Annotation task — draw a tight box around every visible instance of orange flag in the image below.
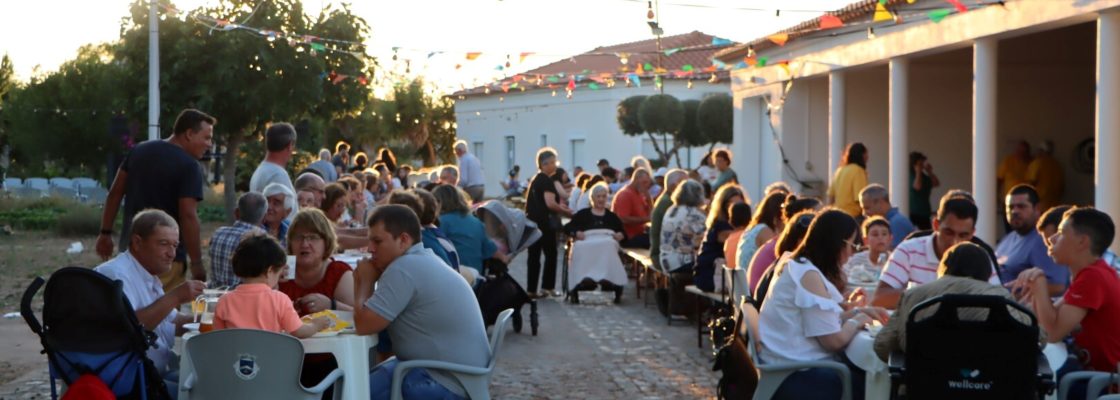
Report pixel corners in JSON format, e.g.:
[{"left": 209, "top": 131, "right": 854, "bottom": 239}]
[
  {"left": 768, "top": 33, "right": 790, "bottom": 46},
  {"left": 519, "top": 52, "right": 533, "bottom": 62},
  {"left": 820, "top": 15, "right": 844, "bottom": 29},
  {"left": 465, "top": 52, "right": 481, "bottom": 60}
]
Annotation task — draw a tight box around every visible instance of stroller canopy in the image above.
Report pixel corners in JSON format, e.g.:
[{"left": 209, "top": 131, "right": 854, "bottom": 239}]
[{"left": 475, "top": 201, "right": 541, "bottom": 256}]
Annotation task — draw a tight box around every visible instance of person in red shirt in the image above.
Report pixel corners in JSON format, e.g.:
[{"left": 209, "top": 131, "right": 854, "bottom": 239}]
[
  {"left": 611, "top": 167, "right": 653, "bottom": 248},
  {"left": 1013, "top": 207, "right": 1119, "bottom": 390}
]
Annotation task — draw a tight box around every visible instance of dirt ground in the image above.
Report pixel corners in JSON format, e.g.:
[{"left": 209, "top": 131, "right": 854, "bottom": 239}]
[{"left": 0, "top": 222, "right": 223, "bottom": 386}]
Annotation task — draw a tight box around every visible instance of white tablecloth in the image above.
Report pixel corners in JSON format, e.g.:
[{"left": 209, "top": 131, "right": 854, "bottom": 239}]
[
  {"left": 178, "top": 331, "right": 377, "bottom": 400},
  {"left": 845, "top": 330, "right": 891, "bottom": 400},
  {"left": 568, "top": 229, "right": 627, "bottom": 287}
]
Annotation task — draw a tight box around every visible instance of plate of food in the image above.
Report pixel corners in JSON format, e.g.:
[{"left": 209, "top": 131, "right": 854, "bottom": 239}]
[{"left": 302, "top": 310, "right": 354, "bottom": 337}]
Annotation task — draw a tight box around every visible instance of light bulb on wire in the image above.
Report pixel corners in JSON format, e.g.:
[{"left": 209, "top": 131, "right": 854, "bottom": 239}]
[{"left": 647, "top": 1, "right": 654, "bottom": 19}]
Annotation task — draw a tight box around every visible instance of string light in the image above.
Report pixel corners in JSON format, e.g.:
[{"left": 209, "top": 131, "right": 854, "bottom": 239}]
[{"left": 647, "top": 1, "right": 655, "bottom": 19}]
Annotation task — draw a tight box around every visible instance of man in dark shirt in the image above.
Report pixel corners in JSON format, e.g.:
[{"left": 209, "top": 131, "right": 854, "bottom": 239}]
[
  {"left": 525, "top": 147, "right": 572, "bottom": 297},
  {"left": 97, "top": 109, "right": 214, "bottom": 291}
]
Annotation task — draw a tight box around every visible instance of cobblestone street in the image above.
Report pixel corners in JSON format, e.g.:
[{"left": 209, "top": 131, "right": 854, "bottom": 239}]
[{"left": 0, "top": 252, "right": 720, "bottom": 399}]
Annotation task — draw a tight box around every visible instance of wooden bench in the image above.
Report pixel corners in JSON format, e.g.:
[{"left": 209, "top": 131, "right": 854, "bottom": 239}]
[{"left": 620, "top": 248, "right": 658, "bottom": 302}]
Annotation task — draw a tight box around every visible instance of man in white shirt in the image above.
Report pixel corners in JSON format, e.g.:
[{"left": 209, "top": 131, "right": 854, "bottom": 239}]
[
  {"left": 95, "top": 209, "right": 204, "bottom": 388},
  {"left": 249, "top": 123, "right": 297, "bottom": 196},
  {"left": 455, "top": 140, "right": 485, "bottom": 202},
  {"left": 871, "top": 197, "right": 1001, "bottom": 308}
]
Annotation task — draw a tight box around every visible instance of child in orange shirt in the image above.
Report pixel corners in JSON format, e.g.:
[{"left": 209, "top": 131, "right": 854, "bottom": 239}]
[{"left": 213, "top": 234, "right": 329, "bottom": 338}]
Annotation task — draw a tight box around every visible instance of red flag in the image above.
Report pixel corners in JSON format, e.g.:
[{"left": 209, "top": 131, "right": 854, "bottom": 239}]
[
  {"left": 945, "top": 0, "right": 967, "bottom": 13},
  {"left": 566, "top": 77, "right": 576, "bottom": 91}
]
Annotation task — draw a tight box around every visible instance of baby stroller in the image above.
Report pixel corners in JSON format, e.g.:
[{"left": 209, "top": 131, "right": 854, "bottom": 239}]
[
  {"left": 20, "top": 266, "right": 171, "bottom": 400},
  {"left": 474, "top": 200, "right": 542, "bottom": 336}
]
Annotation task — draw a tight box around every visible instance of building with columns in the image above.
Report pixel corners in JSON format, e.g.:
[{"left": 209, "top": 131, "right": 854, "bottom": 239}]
[{"left": 715, "top": 0, "right": 1120, "bottom": 252}]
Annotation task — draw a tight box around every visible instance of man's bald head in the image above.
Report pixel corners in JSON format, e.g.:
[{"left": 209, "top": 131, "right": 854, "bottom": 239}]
[{"left": 295, "top": 173, "right": 326, "bottom": 207}]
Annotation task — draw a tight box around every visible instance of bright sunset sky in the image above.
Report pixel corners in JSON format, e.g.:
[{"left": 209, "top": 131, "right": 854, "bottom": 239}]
[{"left": 0, "top": 0, "right": 853, "bottom": 91}]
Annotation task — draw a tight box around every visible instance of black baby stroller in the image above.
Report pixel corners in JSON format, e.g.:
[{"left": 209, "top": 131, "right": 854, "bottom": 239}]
[
  {"left": 21, "top": 266, "right": 171, "bottom": 400},
  {"left": 474, "top": 200, "right": 542, "bottom": 336}
]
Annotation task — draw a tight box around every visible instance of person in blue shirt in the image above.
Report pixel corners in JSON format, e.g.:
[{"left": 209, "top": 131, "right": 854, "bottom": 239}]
[
  {"left": 859, "top": 184, "right": 914, "bottom": 248},
  {"left": 1000, "top": 184, "right": 1068, "bottom": 295},
  {"left": 431, "top": 184, "right": 509, "bottom": 274}
]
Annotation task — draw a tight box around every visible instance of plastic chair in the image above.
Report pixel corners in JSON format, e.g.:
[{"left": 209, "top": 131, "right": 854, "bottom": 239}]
[
  {"left": 49, "top": 177, "right": 73, "bottom": 189},
  {"left": 2, "top": 177, "right": 20, "bottom": 190},
  {"left": 182, "top": 329, "right": 343, "bottom": 400},
  {"left": 740, "top": 299, "right": 853, "bottom": 400},
  {"left": 49, "top": 187, "right": 78, "bottom": 200},
  {"left": 389, "top": 308, "right": 514, "bottom": 400},
  {"left": 25, "top": 177, "right": 49, "bottom": 191},
  {"left": 81, "top": 187, "right": 109, "bottom": 205},
  {"left": 71, "top": 177, "right": 99, "bottom": 190},
  {"left": 1059, "top": 371, "right": 1117, "bottom": 400},
  {"left": 11, "top": 186, "right": 44, "bottom": 198}
]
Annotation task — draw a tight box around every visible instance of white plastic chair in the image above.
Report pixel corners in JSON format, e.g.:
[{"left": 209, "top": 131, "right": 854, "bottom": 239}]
[
  {"left": 2, "top": 178, "right": 20, "bottom": 190},
  {"left": 24, "top": 178, "right": 49, "bottom": 191},
  {"left": 48, "top": 177, "right": 72, "bottom": 189},
  {"left": 389, "top": 308, "right": 514, "bottom": 400},
  {"left": 1059, "top": 371, "right": 1117, "bottom": 400},
  {"left": 740, "top": 298, "right": 853, "bottom": 400},
  {"left": 71, "top": 177, "right": 99, "bottom": 190},
  {"left": 183, "top": 329, "right": 344, "bottom": 400},
  {"left": 49, "top": 187, "right": 78, "bottom": 200},
  {"left": 80, "top": 187, "right": 109, "bottom": 205}
]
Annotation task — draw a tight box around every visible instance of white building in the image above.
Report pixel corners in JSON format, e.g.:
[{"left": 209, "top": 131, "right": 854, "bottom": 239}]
[
  {"left": 454, "top": 31, "right": 733, "bottom": 198},
  {"left": 715, "top": 0, "right": 1120, "bottom": 252}
]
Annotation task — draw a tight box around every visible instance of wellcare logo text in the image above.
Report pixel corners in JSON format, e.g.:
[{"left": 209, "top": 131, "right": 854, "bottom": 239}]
[{"left": 947, "top": 369, "right": 992, "bottom": 391}]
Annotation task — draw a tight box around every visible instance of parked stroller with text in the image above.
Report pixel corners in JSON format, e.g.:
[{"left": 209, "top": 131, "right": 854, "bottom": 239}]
[{"left": 473, "top": 200, "right": 542, "bottom": 335}]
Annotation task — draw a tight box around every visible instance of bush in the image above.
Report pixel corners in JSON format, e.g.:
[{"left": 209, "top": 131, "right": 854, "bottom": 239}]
[
  {"left": 199, "top": 205, "right": 226, "bottom": 223},
  {"left": 0, "top": 197, "right": 70, "bottom": 230},
  {"left": 55, "top": 205, "right": 102, "bottom": 236}
]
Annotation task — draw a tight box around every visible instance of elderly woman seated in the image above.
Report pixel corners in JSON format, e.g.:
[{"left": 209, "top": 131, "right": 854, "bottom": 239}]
[
  {"left": 563, "top": 182, "right": 627, "bottom": 304},
  {"left": 261, "top": 182, "right": 295, "bottom": 247},
  {"left": 660, "top": 179, "right": 707, "bottom": 318}
]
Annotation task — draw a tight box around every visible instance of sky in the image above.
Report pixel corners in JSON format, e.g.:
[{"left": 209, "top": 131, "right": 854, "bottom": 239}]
[{"left": 0, "top": 0, "right": 854, "bottom": 91}]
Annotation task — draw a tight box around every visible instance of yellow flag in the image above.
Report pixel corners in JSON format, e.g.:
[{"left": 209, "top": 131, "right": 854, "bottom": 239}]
[
  {"left": 873, "top": 3, "right": 893, "bottom": 22},
  {"left": 768, "top": 33, "right": 790, "bottom": 46}
]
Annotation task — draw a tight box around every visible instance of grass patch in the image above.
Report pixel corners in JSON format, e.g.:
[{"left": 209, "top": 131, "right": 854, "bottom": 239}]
[{"left": 55, "top": 205, "right": 103, "bottom": 236}]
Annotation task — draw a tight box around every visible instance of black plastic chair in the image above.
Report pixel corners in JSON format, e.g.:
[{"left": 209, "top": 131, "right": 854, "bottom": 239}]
[{"left": 887, "top": 294, "right": 1054, "bottom": 399}]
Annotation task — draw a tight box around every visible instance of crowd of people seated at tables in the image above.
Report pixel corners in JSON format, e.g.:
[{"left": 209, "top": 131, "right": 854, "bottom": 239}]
[{"left": 87, "top": 110, "right": 1120, "bottom": 400}]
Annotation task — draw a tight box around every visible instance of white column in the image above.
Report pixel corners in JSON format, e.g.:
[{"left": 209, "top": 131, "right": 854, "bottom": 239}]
[
  {"left": 1098, "top": 14, "right": 1120, "bottom": 254},
  {"left": 889, "top": 59, "right": 909, "bottom": 215},
  {"left": 973, "top": 38, "right": 998, "bottom": 242},
  {"left": 829, "top": 72, "right": 846, "bottom": 184}
]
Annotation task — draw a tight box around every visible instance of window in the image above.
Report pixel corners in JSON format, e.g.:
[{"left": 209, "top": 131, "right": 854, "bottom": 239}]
[
  {"left": 540, "top": 134, "right": 548, "bottom": 148},
  {"left": 472, "top": 141, "right": 484, "bottom": 162},
  {"left": 505, "top": 136, "right": 516, "bottom": 173},
  {"left": 570, "top": 139, "right": 586, "bottom": 172}
]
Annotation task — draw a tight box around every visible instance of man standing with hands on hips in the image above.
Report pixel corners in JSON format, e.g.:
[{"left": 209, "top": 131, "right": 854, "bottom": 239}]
[{"left": 353, "top": 205, "right": 489, "bottom": 399}]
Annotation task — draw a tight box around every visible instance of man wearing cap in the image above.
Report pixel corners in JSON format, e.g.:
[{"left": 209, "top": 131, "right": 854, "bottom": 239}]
[{"left": 1026, "top": 140, "right": 1063, "bottom": 212}]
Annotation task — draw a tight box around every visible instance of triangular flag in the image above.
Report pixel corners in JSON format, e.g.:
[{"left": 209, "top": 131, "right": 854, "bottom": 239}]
[
  {"left": 643, "top": 63, "right": 654, "bottom": 71},
  {"left": 744, "top": 57, "right": 757, "bottom": 67},
  {"left": 332, "top": 74, "right": 348, "bottom": 84},
  {"left": 778, "top": 62, "right": 791, "bottom": 76},
  {"left": 589, "top": 82, "right": 600, "bottom": 90},
  {"left": 735, "top": 61, "right": 747, "bottom": 69},
  {"left": 635, "top": 63, "right": 645, "bottom": 74},
  {"left": 946, "top": 0, "right": 968, "bottom": 13},
  {"left": 465, "top": 52, "right": 481, "bottom": 60},
  {"left": 928, "top": 8, "right": 952, "bottom": 22},
  {"left": 664, "top": 47, "right": 682, "bottom": 56},
  {"left": 879, "top": 0, "right": 887, "bottom": 4},
  {"left": 757, "top": 57, "right": 768, "bottom": 67},
  {"left": 547, "top": 76, "right": 560, "bottom": 83},
  {"left": 310, "top": 43, "right": 326, "bottom": 51},
  {"left": 874, "top": 3, "right": 893, "bottom": 22},
  {"left": 820, "top": 15, "right": 844, "bottom": 29},
  {"left": 654, "top": 67, "right": 668, "bottom": 74},
  {"left": 682, "top": 64, "right": 693, "bottom": 72},
  {"left": 768, "top": 33, "right": 789, "bottom": 46},
  {"left": 628, "top": 73, "right": 641, "bottom": 87},
  {"left": 519, "top": 52, "right": 533, "bottom": 62},
  {"left": 712, "top": 37, "right": 732, "bottom": 46}
]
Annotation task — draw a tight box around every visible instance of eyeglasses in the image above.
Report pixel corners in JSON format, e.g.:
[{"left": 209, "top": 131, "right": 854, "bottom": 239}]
[{"left": 295, "top": 233, "right": 323, "bottom": 243}]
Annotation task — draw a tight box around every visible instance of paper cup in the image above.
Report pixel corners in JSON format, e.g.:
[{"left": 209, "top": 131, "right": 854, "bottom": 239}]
[{"left": 286, "top": 256, "right": 297, "bottom": 280}]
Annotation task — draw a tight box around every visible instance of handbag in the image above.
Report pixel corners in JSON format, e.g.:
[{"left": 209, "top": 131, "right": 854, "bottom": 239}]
[{"left": 711, "top": 306, "right": 759, "bottom": 400}]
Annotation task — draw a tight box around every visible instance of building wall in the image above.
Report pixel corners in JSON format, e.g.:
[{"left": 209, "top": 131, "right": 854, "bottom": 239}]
[{"left": 454, "top": 80, "right": 728, "bottom": 197}]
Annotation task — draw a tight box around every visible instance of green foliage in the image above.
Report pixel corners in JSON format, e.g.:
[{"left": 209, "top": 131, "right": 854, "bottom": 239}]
[
  {"left": 0, "top": 197, "right": 101, "bottom": 232},
  {"left": 678, "top": 99, "right": 704, "bottom": 147},
  {"left": 616, "top": 95, "right": 646, "bottom": 136},
  {"left": 364, "top": 79, "right": 457, "bottom": 166},
  {"left": 198, "top": 205, "right": 227, "bottom": 223},
  {"left": 697, "top": 93, "right": 733, "bottom": 144},
  {"left": 638, "top": 94, "right": 684, "bottom": 135}
]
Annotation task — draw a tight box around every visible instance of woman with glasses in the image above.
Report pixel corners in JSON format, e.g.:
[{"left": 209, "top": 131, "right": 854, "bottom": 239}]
[
  {"left": 756, "top": 209, "right": 889, "bottom": 399},
  {"left": 279, "top": 208, "right": 355, "bottom": 315}
]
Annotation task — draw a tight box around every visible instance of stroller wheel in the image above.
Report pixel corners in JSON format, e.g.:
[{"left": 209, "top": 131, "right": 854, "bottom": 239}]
[{"left": 512, "top": 310, "right": 523, "bottom": 333}]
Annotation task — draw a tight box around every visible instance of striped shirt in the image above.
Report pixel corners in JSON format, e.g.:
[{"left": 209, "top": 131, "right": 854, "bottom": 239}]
[{"left": 879, "top": 235, "right": 1001, "bottom": 289}]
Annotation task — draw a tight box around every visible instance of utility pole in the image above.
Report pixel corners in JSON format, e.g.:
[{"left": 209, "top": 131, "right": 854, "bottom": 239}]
[
  {"left": 148, "top": 0, "right": 160, "bottom": 141},
  {"left": 649, "top": 0, "right": 670, "bottom": 164}
]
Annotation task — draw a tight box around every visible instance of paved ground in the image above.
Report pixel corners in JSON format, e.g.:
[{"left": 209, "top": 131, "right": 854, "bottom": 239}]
[{"left": 0, "top": 252, "right": 720, "bottom": 399}]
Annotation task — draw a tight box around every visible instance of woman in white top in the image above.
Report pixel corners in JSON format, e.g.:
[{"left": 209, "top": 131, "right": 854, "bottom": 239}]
[
  {"left": 659, "top": 179, "right": 707, "bottom": 317},
  {"left": 758, "top": 209, "right": 889, "bottom": 399}
]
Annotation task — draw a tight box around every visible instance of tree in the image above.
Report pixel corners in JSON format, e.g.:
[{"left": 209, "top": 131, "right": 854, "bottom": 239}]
[
  {"left": 638, "top": 94, "right": 685, "bottom": 166},
  {"left": 113, "top": 0, "right": 374, "bottom": 219},
  {"left": 367, "top": 79, "right": 456, "bottom": 166},
  {"left": 5, "top": 45, "right": 130, "bottom": 180},
  {"left": 616, "top": 95, "right": 646, "bottom": 135},
  {"left": 697, "top": 93, "right": 733, "bottom": 149},
  {"left": 678, "top": 99, "right": 703, "bottom": 146},
  {"left": 0, "top": 54, "right": 16, "bottom": 178}
]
